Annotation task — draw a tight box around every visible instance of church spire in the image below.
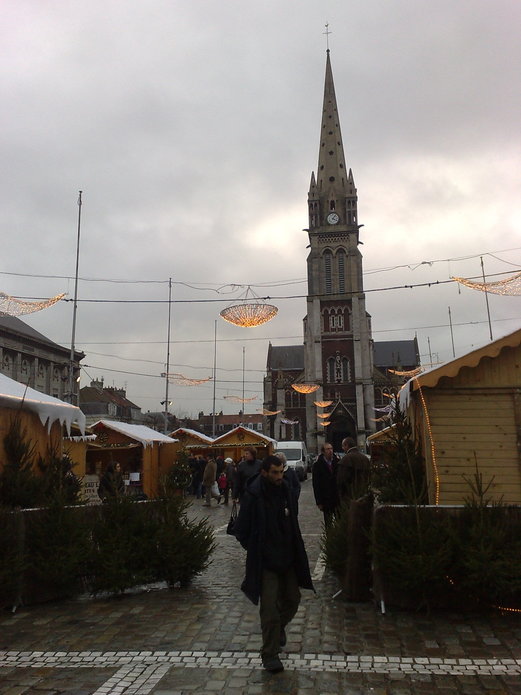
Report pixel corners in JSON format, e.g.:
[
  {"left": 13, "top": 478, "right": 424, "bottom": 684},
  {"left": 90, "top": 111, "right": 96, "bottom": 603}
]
[{"left": 309, "top": 50, "right": 358, "bottom": 232}]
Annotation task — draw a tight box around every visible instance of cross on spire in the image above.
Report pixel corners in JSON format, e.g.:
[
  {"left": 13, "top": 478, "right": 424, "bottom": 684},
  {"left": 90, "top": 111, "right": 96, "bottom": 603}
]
[{"left": 324, "top": 23, "right": 332, "bottom": 51}]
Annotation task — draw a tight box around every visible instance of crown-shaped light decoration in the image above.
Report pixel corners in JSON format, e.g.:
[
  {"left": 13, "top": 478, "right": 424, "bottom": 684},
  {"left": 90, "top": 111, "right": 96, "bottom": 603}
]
[
  {"left": 0, "top": 291, "right": 66, "bottom": 317},
  {"left": 223, "top": 395, "right": 258, "bottom": 403},
  {"left": 452, "top": 271, "right": 521, "bottom": 296},
  {"left": 220, "top": 286, "right": 278, "bottom": 327},
  {"left": 291, "top": 383, "right": 320, "bottom": 394},
  {"left": 387, "top": 367, "right": 423, "bottom": 377},
  {"left": 314, "top": 400, "right": 333, "bottom": 407},
  {"left": 162, "top": 372, "right": 212, "bottom": 386}
]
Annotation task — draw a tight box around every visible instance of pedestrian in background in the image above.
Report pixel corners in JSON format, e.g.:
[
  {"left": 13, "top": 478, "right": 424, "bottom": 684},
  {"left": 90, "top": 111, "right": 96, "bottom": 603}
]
[
  {"left": 312, "top": 443, "right": 340, "bottom": 526},
  {"left": 202, "top": 457, "right": 221, "bottom": 507},
  {"left": 337, "top": 436, "right": 370, "bottom": 502},
  {"left": 222, "top": 457, "right": 236, "bottom": 505},
  {"left": 233, "top": 446, "right": 262, "bottom": 503},
  {"left": 234, "top": 455, "right": 314, "bottom": 673},
  {"left": 98, "top": 461, "right": 124, "bottom": 500}
]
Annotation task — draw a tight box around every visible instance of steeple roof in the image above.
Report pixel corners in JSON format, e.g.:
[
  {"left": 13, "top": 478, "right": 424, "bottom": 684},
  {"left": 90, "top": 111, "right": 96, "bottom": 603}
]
[{"left": 315, "top": 50, "right": 349, "bottom": 196}]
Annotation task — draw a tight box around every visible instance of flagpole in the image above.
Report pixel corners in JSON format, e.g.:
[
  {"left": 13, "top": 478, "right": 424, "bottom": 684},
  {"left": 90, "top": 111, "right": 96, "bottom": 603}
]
[{"left": 68, "top": 191, "right": 82, "bottom": 404}]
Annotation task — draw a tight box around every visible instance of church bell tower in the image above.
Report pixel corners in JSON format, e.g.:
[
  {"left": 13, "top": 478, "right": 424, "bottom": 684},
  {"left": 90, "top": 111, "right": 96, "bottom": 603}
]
[{"left": 303, "top": 50, "right": 375, "bottom": 452}]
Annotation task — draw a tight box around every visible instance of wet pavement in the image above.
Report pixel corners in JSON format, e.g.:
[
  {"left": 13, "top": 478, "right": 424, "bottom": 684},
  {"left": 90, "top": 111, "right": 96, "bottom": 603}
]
[{"left": 1, "top": 480, "right": 520, "bottom": 694}]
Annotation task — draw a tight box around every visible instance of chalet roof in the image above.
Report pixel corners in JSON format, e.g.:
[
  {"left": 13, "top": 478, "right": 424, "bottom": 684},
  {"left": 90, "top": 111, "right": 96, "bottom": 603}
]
[
  {"left": 170, "top": 428, "right": 214, "bottom": 444},
  {"left": 0, "top": 372, "right": 85, "bottom": 433},
  {"left": 267, "top": 345, "right": 304, "bottom": 371},
  {"left": 373, "top": 339, "right": 419, "bottom": 369},
  {"left": 91, "top": 420, "right": 178, "bottom": 447},
  {"left": 405, "top": 328, "right": 521, "bottom": 393},
  {"left": 212, "top": 426, "right": 277, "bottom": 447},
  {"left": 0, "top": 315, "right": 84, "bottom": 359}
]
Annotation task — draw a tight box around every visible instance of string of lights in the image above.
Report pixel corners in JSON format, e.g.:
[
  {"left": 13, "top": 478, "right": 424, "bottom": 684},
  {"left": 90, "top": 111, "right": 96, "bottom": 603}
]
[
  {"left": 15, "top": 268, "right": 515, "bottom": 304},
  {"left": 2, "top": 244, "right": 519, "bottom": 285}
]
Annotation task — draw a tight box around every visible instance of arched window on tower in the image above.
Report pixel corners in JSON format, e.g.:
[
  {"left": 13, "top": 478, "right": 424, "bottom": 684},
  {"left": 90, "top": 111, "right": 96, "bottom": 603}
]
[
  {"left": 323, "top": 250, "right": 332, "bottom": 294},
  {"left": 342, "top": 357, "right": 351, "bottom": 382},
  {"left": 326, "top": 357, "right": 335, "bottom": 383},
  {"left": 337, "top": 248, "right": 346, "bottom": 293}
]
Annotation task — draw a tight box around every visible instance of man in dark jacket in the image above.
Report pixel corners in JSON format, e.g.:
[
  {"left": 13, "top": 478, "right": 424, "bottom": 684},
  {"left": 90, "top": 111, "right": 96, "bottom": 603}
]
[
  {"left": 312, "top": 443, "right": 339, "bottom": 526},
  {"left": 233, "top": 446, "right": 262, "bottom": 502},
  {"left": 337, "top": 436, "right": 371, "bottom": 501},
  {"left": 234, "top": 455, "right": 314, "bottom": 674}
]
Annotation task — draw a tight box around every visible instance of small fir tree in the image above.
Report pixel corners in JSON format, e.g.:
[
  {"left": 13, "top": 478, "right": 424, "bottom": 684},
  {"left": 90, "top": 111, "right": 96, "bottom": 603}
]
[
  {"left": 0, "top": 416, "right": 43, "bottom": 508},
  {"left": 370, "top": 398, "right": 427, "bottom": 505}
]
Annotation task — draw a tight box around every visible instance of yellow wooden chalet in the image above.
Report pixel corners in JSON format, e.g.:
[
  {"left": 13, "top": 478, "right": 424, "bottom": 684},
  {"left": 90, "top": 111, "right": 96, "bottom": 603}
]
[
  {"left": 88, "top": 420, "right": 178, "bottom": 498},
  {"left": 170, "top": 428, "right": 214, "bottom": 457},
  {"left": 401, "top": 328, "right": 521, "bottom": 505},
  {"left": 0, "top": 373, "right": 85, "bottom": 473},
  {"left": 211, "top": 426, "right": 276, "bottom": 462}
]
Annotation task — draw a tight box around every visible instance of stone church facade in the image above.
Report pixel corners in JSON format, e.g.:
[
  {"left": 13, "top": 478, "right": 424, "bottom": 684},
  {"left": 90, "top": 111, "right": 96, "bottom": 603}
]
[{"left": 264, "top": 51, "right": 419, "bottom": 453}]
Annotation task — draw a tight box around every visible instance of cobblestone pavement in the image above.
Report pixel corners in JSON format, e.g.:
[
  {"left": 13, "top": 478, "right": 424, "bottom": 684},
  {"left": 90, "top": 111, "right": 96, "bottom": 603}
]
[{"left": 1, "top": 480, "right": 520, "bottom": 694}]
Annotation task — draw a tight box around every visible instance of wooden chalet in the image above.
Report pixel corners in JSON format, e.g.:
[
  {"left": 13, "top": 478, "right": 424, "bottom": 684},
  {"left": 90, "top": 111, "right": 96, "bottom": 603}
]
[
  {"left": 0, "top": 372, "right": 85, "bottom": 472},
  {"left": 211, "top": 426, "right": 276, "bottom": 462},
  {"left": 401, "top": 328, "right": 521, "bottom": 505},
  {"left": 169, "top": 428, "right": 214, "bottom": 457},
  {"left": 88, "top": 420, "right": 179, "bottom": 498}
]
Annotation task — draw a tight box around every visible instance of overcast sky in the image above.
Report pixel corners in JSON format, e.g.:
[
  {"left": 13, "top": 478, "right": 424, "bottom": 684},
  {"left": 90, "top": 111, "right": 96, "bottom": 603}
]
[{"left": 1, "top": 0, "right": 520, "bottom": 418}]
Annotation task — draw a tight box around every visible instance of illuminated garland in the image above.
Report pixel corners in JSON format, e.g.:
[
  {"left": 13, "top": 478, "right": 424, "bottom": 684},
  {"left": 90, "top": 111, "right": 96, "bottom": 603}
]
[
  {"left": 291, "top": 383, "right": 320, "bottom": 394},
  {"left": 260, "top": 408, "right": 281, "bottom": 415},
  {"left": 219, "top": 286, "right": 278, "bottom": 327},
  {"left": 223, "top": 395, "right": 258, "bottom": 402},
  {"left": 320, "top": 420, "right": 331, "bottom": 426},
  {"left": 388, "top": 367, "right": 423, "bottom": 377},
  {"left": 451, "top": 271, "right": 521, "bottom": 295},
  {"left": 281, "top": 418, "right": 299, "bottom": 425},
  {"left": 165, "top": 373, "right": 213, "bottom": 386},
  {"left": 314, "top": 400, "right": 333, "bottom": 407},
  {"left": 317, "top": 413, "right": 330, "bottom": 419},
  {"left": 413, "top": 376, "right": 440, "bottom": 505},
  {"left": 0, "top": 292, "right": 66, "bottom": 316}
]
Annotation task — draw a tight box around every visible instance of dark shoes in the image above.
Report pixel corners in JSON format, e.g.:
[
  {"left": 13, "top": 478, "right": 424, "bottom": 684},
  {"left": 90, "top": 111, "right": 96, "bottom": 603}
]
[
  {"left": 262, "top": 656, "right": 284, "bottom": 673},
  {"left": 280, "top": 628, "right": 287, "bottom": 647}
]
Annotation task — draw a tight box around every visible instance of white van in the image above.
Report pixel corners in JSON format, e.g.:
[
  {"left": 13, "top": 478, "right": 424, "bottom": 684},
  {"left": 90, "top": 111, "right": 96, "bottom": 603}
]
[{"left": 275, "top": 441, "right": 308, "bottom": 481}]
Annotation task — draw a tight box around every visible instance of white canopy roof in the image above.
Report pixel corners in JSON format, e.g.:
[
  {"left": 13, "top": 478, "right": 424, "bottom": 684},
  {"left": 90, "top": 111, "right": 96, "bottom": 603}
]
[
  {"left": 0, "top": 373, "right": 85, "bottom": 434},
  {"left": 170, "top": 427, "right": 214, "bottom": 443},
  {"left": 92, "top": 420, "right": 178, "bottom": 448}
]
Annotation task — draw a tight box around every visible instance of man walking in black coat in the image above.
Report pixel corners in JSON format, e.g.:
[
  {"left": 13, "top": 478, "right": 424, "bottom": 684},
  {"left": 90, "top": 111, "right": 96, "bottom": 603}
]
[
  {"left": 312, "top": 443, "right": 339, "bottom": 526},
  {"left": 234, "top": 455, "right": 314, "bottom": 673},
  {"left": 232, "top": 446, "right": 262, "bottom": 503}
]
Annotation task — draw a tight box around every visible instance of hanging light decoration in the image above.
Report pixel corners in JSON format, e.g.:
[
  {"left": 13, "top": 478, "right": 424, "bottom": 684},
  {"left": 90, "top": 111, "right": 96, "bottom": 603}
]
[
  {"left": 220, "top": 285, "right": 278, "bottom": 327},
  {"left": 281, "top": 418, "right": 299, "bottom": 425},
  {"left": 223, "top": 395, "right": 258, "bottom": 403},
  {"left": 163, "top": 372, "right": 212, "bottom": 386},
  {"left": 0, "top": 291, "right": 66, "bottom": 317},
  {"left": 388, "top": 367, "right": 423, "bottom": 377},
  {"left": 320, "top": 420, "right": 331, "bottom": 426},
  {"left": 291, "top": 383, "right": 320, "bottom": 394},
  {"left": 314, "top": 400, "right": 333, "bottom": 407},
  {"left": 317, "top": 412, "right": 330, "bottom": 419},
  {"left": 452, "top": 271, "right": 521, "bottom": 296},
  {"left": 260, "top": 408, "right": 281, "bottom": 415}
]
